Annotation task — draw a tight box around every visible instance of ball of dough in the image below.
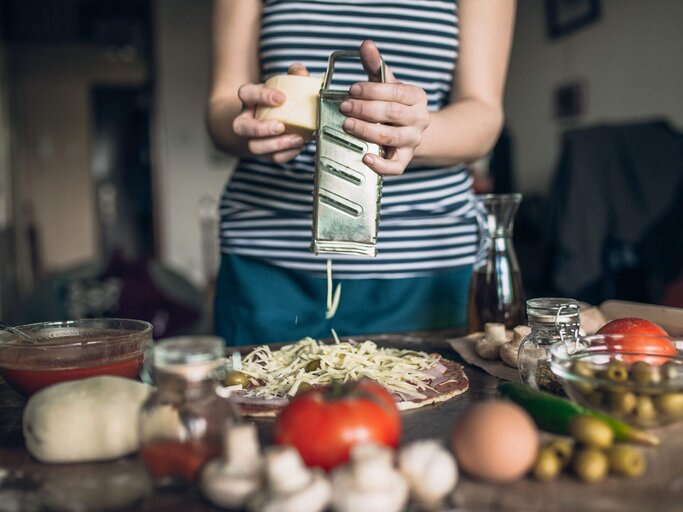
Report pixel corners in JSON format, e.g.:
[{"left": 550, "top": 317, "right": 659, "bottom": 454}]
[{"left": 23, "top": 376, "right": 151, "bottom": 463}]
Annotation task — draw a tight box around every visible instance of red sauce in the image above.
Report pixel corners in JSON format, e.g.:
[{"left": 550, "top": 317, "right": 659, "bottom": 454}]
[
  {"left": 0, "top": 354, "right": 144, "bottom": 397},
  {"left": 140, "top": 440, "right": 220, "bottom": 483}
]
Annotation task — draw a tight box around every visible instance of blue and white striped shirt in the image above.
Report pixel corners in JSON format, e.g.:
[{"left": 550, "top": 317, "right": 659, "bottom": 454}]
[{"left": 220, "top": 0, "right": 477, "bottom": 279}]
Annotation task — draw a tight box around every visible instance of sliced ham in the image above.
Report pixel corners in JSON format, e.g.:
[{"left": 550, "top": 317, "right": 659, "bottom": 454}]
[{"left": 230, "top": 392, "right": 290, "bottom": 408}]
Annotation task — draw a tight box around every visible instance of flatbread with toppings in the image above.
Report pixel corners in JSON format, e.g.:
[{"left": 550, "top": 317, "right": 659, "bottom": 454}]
[{"left": 223, "top": 337, "right": 469, "bottom": 417}]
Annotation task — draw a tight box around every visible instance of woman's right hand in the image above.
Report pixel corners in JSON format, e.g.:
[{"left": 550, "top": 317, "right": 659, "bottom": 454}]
[{"left": 232, "top": 64, "right": 309, "bottom": 163}]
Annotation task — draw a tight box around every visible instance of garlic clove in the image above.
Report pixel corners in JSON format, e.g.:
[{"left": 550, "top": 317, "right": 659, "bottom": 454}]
[{"left": 399, "top": 440, "right": 458, "bottom": 508}]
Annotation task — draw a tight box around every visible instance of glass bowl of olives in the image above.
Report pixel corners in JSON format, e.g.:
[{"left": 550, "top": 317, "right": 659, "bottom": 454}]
[{"left": 550, "top": 334, "right": 683, "bottom": 428}]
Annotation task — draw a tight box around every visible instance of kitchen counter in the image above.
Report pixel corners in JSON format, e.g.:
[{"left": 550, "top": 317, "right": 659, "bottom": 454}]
[{"left": 1, "top": 330, "right": 681, "bottom": 511}]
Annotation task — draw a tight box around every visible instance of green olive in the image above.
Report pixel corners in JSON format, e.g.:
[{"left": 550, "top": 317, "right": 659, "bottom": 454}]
[
  {"left": 305, "top": 359, "right": 321, "bottom": 372},
  {"left": 653, "top": 393, "right": 683, "bottom": 415},
  {"left": 603, "top": 360, "right": 629, "bottom": 383},
  {"left": 545, "top": 438, "right": 574, "bottom": 468},
  {"left": 572, "top": 360, "right": 596, "bottom": 395},
  {"left": 630, "top": 361, "right": 661, "bottom": 385},
  {"left": 295, "top": 382, "right": 313, "bottom": 395},
  {"left": 569, "top": 415, "right": 614, "bottom": 449},
  {"left": 635, "top": 395, "right": 657, "bottom": 422},
  {"left": 573, "top": 359, "right": 595, "bottom": 378},
  {"left": 661, "top": 361, "right": 680, "bottom": 382},
  {"left": 608, "top": 444, "right": 646, "bottom": 478},
  {"left": 223, "top": 371, "right": 250, "bottom": 387},
  {"left": 606, "top": 391, "right": 637, "bottom": 416},
  {"left": 585, "top": 390, "right": 604, "bottom": 408},
  {"left": 533, "top": 447, "right": 562, "bottom": 481},
  {"left": 573, "top": 448, "right": 609, "bottom": 483}
]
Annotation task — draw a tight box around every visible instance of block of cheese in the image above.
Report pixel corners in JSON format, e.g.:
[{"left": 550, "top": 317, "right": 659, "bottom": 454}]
[{"left": 255, "top": 74, "right": 323, "bottom": 141}]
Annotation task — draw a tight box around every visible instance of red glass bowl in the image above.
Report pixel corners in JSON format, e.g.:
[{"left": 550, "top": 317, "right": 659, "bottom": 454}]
[{"left": 0, "top": 318, "right": 153, "bottom": 397}]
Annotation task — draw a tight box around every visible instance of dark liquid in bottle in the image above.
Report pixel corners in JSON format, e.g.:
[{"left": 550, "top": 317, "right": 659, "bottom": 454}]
[{"left": 467, "top": 267, "right": 525, "bottom": 333}]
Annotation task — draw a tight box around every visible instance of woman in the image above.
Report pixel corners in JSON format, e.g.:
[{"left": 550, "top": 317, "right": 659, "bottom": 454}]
[{"left": 207, "top": 0, "right": 515, "bottom": 345}]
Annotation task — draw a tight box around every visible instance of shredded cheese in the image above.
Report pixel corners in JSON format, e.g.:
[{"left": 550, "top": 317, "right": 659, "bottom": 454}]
[
  {"left": 236, "top": 337, "right": 441, "bottom": 401},
  {"left": 325, "top": 258, "right": 342, "bottom": 319}
]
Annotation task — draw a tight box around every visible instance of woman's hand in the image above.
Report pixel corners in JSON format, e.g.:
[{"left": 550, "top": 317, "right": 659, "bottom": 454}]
[
  {"left": 340, "top": 40, "right": 430, "bottom": 176},
  {"left": 232, "top": 64, "right": 309, "bottom": 163}
]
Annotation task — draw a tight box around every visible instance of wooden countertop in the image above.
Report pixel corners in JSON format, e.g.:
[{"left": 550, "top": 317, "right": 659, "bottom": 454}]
[{"left": 0, "top": 331, "right": 681, "bottom": 511}]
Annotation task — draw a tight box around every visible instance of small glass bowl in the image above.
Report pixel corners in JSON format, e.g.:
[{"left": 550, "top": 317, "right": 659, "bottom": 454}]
[
  {"left": 0, "top": 318, "right": 153, "bottom": 397},
  {"left": 550, "top": 334, "right": 683, "bottom": 428}
]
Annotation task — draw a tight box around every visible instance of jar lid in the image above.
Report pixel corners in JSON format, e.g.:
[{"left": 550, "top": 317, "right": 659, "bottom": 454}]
[
  {"left": 526, "top": 297, "right": 580, "bottom": 324},
  {"left": 153, "top": 336, "right": 225, "bottom": 381}
]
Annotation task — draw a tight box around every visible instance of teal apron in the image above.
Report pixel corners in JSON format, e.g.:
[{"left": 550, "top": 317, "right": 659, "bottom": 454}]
[{"left": 214, "top": 254, "right": 471, "bottom": 346}]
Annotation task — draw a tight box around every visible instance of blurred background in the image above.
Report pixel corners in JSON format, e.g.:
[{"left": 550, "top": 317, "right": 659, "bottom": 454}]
[{"left": 0, "top": 0, "right": 681, "bottom": 335}]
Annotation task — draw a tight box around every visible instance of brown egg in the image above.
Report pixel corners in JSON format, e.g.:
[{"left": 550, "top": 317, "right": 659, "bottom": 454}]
[{"left": 452, "top": 400, "right": 538, "bottom": 482}]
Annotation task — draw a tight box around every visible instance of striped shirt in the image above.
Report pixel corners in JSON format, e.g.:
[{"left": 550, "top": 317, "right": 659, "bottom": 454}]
[{"left": 219, "top": 0, "right": 477, "bottom": 279}]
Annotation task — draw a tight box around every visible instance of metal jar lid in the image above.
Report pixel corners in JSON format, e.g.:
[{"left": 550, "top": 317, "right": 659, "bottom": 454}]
[{"left": 526, "top": 297, "right": 580, "bottom": 324}]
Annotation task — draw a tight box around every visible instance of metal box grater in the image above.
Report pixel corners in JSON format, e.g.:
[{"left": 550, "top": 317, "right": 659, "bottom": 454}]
[{"left": 311, "top": 50, "right": 385, "bottom": 257}]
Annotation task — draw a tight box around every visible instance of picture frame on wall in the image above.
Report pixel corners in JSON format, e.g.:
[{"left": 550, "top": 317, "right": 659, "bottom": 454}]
[{"left": 545, "top": 0, "right": 601, "bottom": 39}]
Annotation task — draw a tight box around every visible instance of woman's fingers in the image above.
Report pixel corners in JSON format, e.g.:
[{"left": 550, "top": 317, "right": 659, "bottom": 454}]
[
  {"left": 288, "top": 63, "right": 310, "bottom": 76},
  {"left": 339, "top": 98, "right": 429, "bottom": 127},
  {"left": 247, "top": 133, "right": 305, "bottom": 156},
  {"left": 233, "top": 111, "right": 285, "bottom": 138},
  {"left": 362, "top": 148, "right": 411, "bottom": 176},
  {"left": 238, "top": 83, "right": 285, "bottom": 108},
  {"left": 348, "top": 82, "right": 427, "bottom": 106},
  {"left": 342, "top": 117, "right": 422, "bottom": 148},
  {"left": 359, "top": 39, "right": 397, "bottom": 83},
  {"left": 271, "top": 147, "right": 304, "bottom": 164}
]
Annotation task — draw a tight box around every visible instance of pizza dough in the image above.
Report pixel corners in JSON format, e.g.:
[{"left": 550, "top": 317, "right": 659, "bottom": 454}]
[
  {"left": 394, "top": 358, "right": 469, "bottom": 411},
  {"left": 23, "top": 376, "right": 151, "bottom": 463},
  {"left": 233, "top": 356, "right": 469, "bottom": 417}
]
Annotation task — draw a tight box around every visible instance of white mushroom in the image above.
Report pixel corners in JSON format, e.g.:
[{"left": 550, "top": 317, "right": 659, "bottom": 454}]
[
  {"left": 512, "top": 325, "right": 531, "bottom": 344},
  {"left": 249, "top": 445, "right": 331, "bottom": 512},
  {"left": 485, "top": 323, "right": 508, "bottom": 342},
  {"left": 475, "top": 323, "right": 511, "bottom": 360},
  {"left": 499, "top": 339, "right": 521, "bottom": 368},
  {"left": 500, "top": 325, "right": 532, "bottom": 368},
  {"left": 201, "top": 423, "right": 263, "bottom": 509},
  {"left": 331, "top": 443, "right": 408, "bottom": 512},
  {"left": 398, "top": 440, "right": 458, "bottom": 509}
]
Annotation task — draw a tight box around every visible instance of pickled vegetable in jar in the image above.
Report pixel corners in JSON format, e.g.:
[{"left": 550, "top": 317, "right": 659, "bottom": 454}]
[
  {"left": 139, "top": 336, "right": 240, "bottom": 486},
  {"left": 518, "top": 298, "right": 581, "bottom": 395}
]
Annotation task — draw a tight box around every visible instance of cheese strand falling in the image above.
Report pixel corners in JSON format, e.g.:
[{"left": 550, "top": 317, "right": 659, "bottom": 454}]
[{"left": 325, "top": 258, "right": 342, "bottom": 319}]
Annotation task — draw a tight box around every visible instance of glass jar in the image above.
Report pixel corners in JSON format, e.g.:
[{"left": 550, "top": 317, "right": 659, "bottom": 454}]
[
  {"left": 518, "top": 298, "right": 581, "bottom": 395},
  {"left": 138, "top": 336, "right": 239, "bottom": 486},
  {"left": 467, "top": 193, "right": 525, "bottom": 333}
]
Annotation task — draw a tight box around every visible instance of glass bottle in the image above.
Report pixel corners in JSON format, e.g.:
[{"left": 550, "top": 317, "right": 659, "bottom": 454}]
[
  {"left": 467, "top": 193, "right": 525, "bottom": 333},
  {"left": 518, "top": 298, "right": 581, "bottom": 395},
  {"left": 138, "top": 336, "right": 239, "bottom": 486}
]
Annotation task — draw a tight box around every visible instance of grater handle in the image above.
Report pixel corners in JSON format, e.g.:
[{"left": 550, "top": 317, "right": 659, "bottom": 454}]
[{"left": 322, "top": 50, "right": 386, "bottom": 89}]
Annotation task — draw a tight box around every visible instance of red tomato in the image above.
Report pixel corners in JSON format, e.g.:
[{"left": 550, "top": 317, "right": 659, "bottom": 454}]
[
  {"left": 596, "top": 317, "right": 675, "bottom": 364},
  {"left": 274, "top": 380, "right": 401, "bottom": 471}
]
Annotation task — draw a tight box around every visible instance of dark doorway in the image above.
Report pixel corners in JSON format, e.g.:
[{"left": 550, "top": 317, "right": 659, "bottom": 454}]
[{"left": 91, "top": 85, "right": 154, "bottom": 260}]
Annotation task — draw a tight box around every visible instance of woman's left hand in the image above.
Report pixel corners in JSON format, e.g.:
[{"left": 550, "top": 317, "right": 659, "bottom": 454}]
[{"left": 340, "top": 40, "right": 430, "bottom": 176}]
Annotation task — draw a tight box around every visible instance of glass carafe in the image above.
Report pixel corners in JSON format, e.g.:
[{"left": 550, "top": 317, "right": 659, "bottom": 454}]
[{"left": 467, "top": 193, "right": 525, "bottom": 333}]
